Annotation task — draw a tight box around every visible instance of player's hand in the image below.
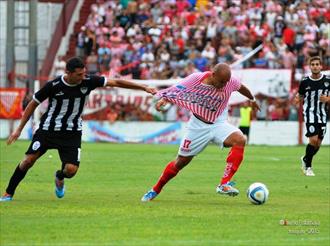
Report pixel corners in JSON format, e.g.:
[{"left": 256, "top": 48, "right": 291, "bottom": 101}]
[
  {"left": 7, "top": 128, "right": 22, "bottom": 145},
  {"left": 293, "top": 94, "right": 301, "bottom": 106},
  {"left": 250, "top": 100, "right": 261, "bottom": 111},
  {"left": 155, "top": 98, "right": 169, "bottom": 111},
  {"left": 320, "top": 95, "right": 330, "bottom": 103},
  {"left": 145, "top": 86, "right": 157, "bottom": 95}
]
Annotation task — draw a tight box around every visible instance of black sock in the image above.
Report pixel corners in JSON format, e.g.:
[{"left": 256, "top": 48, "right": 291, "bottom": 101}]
[
  {"left": 304, "top": 144, "right": 319, "bottom": 168},
  {"left": 6, "top": 164, "right": 28, "bottom": 196},
  {"left": 56, "top": 170, "right": 65, "bottom": 180}
]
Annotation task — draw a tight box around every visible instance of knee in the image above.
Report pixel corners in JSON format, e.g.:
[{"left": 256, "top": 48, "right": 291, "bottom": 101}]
[
  {"left": 20, "top": 157, "right": 36, "bottom": 171},
  {"left": 309, "top": 139, "right": 319, "bottom": 147},
  {"left": 233, "top": 134, "right": 246, "bottom": 147},
  {"left": 63, "top": 164, "right": 78, "bottom": 178},
  {"left": 175, "top": 156, "right": 193, "bottom": 170}
]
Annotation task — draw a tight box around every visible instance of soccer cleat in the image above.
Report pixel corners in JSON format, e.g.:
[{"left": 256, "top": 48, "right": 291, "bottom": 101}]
[
  {"left": 0, "top": 193, "right": 13, "bottom": 202},
  {"left": 55, "top": 173, "right": 65, "bottom": 198},
  {"left": 141, "top": 189, "right": 158, "bottom": 202},
  {"left": 300, "top": 156, "right": 307, "bottom": 174},
  {"left": 305, "top": 167, "right": 315, "bottom": 177},
  {"left": 216, "top": 181, "right": 239, "bottom": 196}
]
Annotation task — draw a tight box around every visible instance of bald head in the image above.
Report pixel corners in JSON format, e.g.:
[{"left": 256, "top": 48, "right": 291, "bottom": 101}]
[
  {"left": 213, "top": 63, "right": 231, "bottom": 78},
  {"left": 210, "top": 63, "right": 232, "bottom": 88}
]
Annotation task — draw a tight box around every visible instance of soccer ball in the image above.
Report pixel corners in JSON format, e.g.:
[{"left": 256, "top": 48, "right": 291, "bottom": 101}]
[{"left": 247, "top": 182, "right": 269, "bottom": 205}]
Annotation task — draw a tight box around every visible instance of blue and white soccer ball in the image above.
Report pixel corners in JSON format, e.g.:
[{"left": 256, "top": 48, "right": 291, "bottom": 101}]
[{"left": 247, "top": 182, "right": 269, "bottom": 205}]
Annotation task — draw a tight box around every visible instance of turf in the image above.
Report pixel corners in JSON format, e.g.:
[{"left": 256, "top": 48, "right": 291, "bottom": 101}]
[{"left": 0, "top": 140, "right": 329, "bottom": 246}]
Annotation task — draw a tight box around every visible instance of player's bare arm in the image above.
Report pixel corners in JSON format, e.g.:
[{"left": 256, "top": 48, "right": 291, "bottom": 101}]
[
  {"left": 106, "top": 79, "right": 157, "bottom": 94},
  {"left": 293, "top": 93, "right": 302, "bottom": 106},
  {"left": 7, "top": 100, "right": 39, "bottom": 145},
  {"left": 238, "top": 84, "right": 260, "bottom": 111},
  {"left": 320, "top": 95, "right": 330, "bottom": 103}
]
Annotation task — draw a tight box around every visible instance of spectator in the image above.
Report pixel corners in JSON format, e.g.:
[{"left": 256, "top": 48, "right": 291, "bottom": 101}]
[
  {"left": 84, "top": 28, "right": 96, "bottom": 57},
  {"left": 86, "top": 51, "right": 99, "bottom": 75},
  {"left": 97, "top": 41, "right": 111, "bottom": 67},
  {"left": 281, "top": 47, "right": 296, "bottom": 69},
  {"left": 76, "top": 26, "right": 86, "bottom": 57},
  {"left": 193, "top": 52, "right": 208, "bottom": 71},
  {"left": 53, "top": 56, "right": 66, "bottom": 77}
]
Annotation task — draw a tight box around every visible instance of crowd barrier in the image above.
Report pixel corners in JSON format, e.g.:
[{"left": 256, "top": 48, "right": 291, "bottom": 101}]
[{"left": 0, "top": 119, "right": 329, "bottom": 146}]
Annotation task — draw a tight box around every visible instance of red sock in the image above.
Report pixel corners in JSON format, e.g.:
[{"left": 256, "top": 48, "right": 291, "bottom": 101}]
[
  {"left": 221, "top": 146, "right": 244, "bottom": 185},
  {"left": 153, "top": 161, "right": 179, "bottom": 194}
]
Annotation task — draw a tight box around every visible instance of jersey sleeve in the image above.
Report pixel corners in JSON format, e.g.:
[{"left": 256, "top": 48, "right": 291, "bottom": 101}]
[
  {"left": 298, "top": 80, "right": 305, "bottom": 96},
  {"left": 178, "top": 72, "right": 202, "bottom": 87},
  {"left": 156, "top": 72, "right": 203, "bottom": 98},
  {"left": 229, "top": 76, "right": 242, "bottom": 92},
  {"left": 33, "top": 82, "right": 53, "bottom": 104},
  {"left": 89, "top": 76, "right": 107, "bottom": 90}
]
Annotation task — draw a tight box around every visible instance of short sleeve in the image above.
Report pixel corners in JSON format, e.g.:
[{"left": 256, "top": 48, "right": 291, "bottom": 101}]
[
  {"left": 88, "top": 76, "right": 107, "bottom": 90},
  {"left": 33, "top": 82, "right": 53, "bottom": 104},
  {"left": 229, "top": 76, "right": 242, "bottom": 92},
  {"left": 298, "top": 81, "right": 305, "bottom": 96}
]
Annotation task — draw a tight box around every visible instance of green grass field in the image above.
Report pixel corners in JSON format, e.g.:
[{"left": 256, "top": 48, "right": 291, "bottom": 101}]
[{"left": 0, "top": 140, "right": 329, "bottom": 246}]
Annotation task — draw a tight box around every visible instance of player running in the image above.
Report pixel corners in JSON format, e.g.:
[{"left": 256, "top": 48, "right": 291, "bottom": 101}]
[
  {"left": 0, "top": 57, "right": 157, "bottom": 202},
  {"left": 295, "top": 56, "right": 330, "bottom": 176},
  {"left": 141, "top": 63, "right": 260, "bottom": 202}
]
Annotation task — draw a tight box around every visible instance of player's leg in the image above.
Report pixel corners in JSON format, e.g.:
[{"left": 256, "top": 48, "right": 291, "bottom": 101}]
[
  {"left": 302, "top": 136, "right": 322, "bottom": 176},
  {"left": 213, "top": 123, "right": 246, "bottom": 196},
  {"left": 141, "top": 119, "right": 212, "bottom": 201},
  {"left": 221, "top": 131, "right": 246, "bottom": 184},
  {"left": 0, "top": 153, "right": 43, "bottom": 201},
  {"left": 153, "top": 155, "right": 194, "bottom": 193},
  {"left": 0, "top": 130, "right": 48, "bottom": 201},
  {"left": 141, "top": 156, "right": 194, "bottom": 202},
  {"left": 55, "top": 149, "right": 80, "bottom": 198},
  {"left": 301, "top": 124, "right": 325, "bottom": 176},
  {"left": 54, "top": 132, "right": 81, "bottom": 198}
]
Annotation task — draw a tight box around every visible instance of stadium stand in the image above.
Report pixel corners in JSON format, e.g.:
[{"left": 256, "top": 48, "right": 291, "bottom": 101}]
[
  {"left": 54, "top": 0, "right": 328, "bottom": 123},
  {"left": 66, "top": 0, "right": 329, "bottom": 80}
]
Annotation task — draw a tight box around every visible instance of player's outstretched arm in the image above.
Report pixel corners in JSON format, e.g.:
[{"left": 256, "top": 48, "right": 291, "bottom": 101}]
[
  {"left": 106, "top": 79, "right": 157, "bottom": 95},
  {"left": 7, "top": 100, "right": 39, "bottom": 145},
  {"left": 238, "top": 84, "right": 260, "bottom": 111}
]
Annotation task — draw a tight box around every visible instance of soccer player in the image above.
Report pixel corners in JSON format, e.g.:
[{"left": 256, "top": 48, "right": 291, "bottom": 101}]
[
  {"left": 141, "top": 63, "right": 260, "bottom": 202},
  {"left": 0, "top": 57, "right": 157, "bottom": 202},
  {"left": 295, "top": 56, "right": 330, "bottom": 176}
]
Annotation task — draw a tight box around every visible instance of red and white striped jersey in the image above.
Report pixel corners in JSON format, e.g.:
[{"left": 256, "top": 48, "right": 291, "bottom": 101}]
[{"left": 157, "top": 72, "right": 241, "bottom": 123}]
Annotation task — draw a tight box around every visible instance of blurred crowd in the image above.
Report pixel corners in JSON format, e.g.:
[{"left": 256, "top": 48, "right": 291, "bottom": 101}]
[
  {"left": 67, "top": 0, "right": 329, "bottom": 122},
  {"left": 75, "top": 0, "right": 330, "bottom": 79}
]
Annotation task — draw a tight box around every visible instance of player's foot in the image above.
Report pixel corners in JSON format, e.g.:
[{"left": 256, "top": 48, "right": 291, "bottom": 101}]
[
  {"left": 305, "top": 167, "right": 315, "bottom": 177},
  {"left": 216, "top": 181, "right": 239, "bottom": 196},
  {"left": 141, "top": 189, "right": 158, "bottom": 202},
  {"left": 0, "top": 192, "right": 13, "bottom": 202},
  {"left": 55, "top": 173, "right": 65, "bottom": 198},
  {"left": 300, "top": 156, "right": 307, "bottom": 174}
]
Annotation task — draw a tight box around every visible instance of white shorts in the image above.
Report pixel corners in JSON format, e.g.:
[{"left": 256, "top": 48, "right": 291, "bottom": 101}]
[{"left": 178, "top": 114, "right": 240, "bottom": 156}]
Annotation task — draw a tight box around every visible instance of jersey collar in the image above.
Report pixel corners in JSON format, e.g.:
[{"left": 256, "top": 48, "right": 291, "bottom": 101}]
[
  {"left": 61, "top": 74, "right": 81, "bottom": 87},
  {"left": 308, "top": 74, "right": 324, "bottom": 81}
]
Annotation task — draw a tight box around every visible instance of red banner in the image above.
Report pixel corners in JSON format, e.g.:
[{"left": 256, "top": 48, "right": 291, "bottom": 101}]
[{"left": 0, "top": 88, "right": 26, "bottom": 119}]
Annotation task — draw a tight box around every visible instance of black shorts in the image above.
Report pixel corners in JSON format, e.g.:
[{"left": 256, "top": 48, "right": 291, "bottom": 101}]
[
  {"left": 26, "top": 129, "right": 82, "bottom": 166},
  {"left": 305, "top": 123, "right": 327, "bottom": 139},
  {"left": 239, "top": 126, "right": 250, "bottom": 136}
]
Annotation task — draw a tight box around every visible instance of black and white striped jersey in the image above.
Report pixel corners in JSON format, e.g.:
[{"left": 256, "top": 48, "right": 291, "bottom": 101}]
[
  {"left": 298, "top": 74, "right": 330, "bottom": 124},
  {"left": 33, "top": 75, "right": 106, "bottom": 132}
]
